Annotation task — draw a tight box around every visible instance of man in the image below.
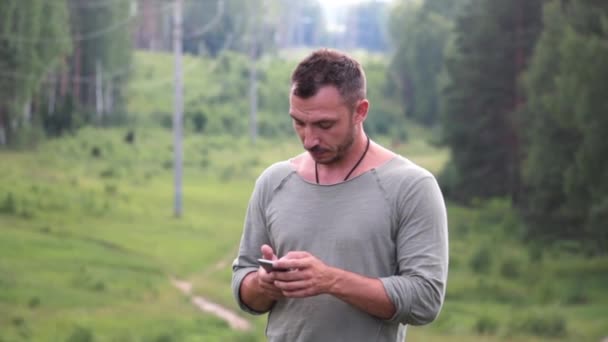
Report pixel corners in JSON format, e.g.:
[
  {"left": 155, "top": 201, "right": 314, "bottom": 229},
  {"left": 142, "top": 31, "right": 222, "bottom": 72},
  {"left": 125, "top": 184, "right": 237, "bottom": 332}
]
[{"left": 232, "top": 49, "right": 448, "bottom": 341}]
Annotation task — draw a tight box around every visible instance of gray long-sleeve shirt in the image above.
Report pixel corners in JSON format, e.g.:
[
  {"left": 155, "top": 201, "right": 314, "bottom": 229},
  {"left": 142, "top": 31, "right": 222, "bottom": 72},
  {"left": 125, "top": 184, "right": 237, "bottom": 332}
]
[{"left": 232, "top": 156, "right": 448, "bottom": 342}]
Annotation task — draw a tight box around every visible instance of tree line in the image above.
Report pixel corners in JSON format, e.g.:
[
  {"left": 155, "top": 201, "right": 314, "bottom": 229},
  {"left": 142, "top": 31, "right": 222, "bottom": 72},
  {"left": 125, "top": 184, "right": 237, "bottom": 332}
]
[
  {"left": 0, "top": 0, "right": 392, "bottom": 148},
  {"left": 0, "top": 0, "right": 132, "bottom": 146},
  {"left": 3, "top": 0, "right": 604, "bottom": 251},
  {"left": 389, "top": 0, "right": 608, "bottom": 253}
]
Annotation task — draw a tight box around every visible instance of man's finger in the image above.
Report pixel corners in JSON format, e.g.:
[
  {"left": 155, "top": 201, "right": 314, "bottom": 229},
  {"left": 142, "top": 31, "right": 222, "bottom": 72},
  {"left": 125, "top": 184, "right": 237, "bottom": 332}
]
[
  {"left": 274, "top": 258, "right": 310, "bottom": 270},
  {"left": 274, "top": 279, "right": 310, "bottom": 292},
  {"left": 282, "top": 288, "right": 315, "bottom": 298},
  {"left": 261, "top": 244, "right": 276, "bottom": 260}
]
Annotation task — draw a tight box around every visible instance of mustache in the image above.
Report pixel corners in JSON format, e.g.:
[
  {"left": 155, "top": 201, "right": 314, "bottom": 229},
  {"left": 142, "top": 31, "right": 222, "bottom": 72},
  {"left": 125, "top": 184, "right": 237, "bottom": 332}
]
[{"left": 307, "top": 145, "right": 329, "bottom": 153}]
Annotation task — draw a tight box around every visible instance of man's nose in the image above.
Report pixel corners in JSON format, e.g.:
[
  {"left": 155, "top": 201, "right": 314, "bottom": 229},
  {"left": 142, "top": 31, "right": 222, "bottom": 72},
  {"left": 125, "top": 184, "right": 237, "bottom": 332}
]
[{"left": 302, "top": 127, "right": 319, "bottom": 150}]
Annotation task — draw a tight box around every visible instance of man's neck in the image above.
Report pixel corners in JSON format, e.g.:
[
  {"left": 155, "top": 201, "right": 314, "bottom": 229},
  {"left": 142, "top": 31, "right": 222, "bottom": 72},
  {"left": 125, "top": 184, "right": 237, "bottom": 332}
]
[{"left": 315, "top": 134, "right": 371, "bottom": 184}]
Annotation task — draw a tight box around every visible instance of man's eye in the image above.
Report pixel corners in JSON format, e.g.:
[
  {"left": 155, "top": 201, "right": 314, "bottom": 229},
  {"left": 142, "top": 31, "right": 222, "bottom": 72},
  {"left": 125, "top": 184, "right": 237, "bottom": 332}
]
[
  {"left": 318, "top": 122, "right": 333, "bottom": 129},
  {"left": 294, "top": 120, "right": 304, "bottom": 126}
]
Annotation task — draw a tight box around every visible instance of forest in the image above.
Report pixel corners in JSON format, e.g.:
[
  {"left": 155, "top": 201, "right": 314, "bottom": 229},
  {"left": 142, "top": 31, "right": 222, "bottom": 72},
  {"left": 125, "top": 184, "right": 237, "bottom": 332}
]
[{"left": 0, "top": 0, "right": 607, "bottom": 341}]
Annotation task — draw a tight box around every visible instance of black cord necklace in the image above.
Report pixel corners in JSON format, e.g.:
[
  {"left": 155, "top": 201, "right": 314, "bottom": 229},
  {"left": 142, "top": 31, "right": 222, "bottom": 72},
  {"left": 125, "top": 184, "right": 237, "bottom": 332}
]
[{"left": 315, "top": 135, "right": 370, "bottom": 184}]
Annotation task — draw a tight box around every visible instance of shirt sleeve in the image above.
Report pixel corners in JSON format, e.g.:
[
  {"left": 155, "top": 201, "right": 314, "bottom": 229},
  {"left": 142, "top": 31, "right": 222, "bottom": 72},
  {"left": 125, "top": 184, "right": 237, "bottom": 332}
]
[
  {"left": 380, "top": 176, "right": 449, "bottom": 325},
  {"left": 231, "top": 174, "right": 273, "bottom": 315}
]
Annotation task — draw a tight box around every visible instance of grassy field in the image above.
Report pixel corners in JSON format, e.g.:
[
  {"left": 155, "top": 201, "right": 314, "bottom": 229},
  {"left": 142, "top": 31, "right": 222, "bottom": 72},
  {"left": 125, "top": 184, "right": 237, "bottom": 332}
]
[
  {"left": 1, "top": 126, "right": 606, "bottom": 342},
  {"left": 1, "top": 50, "right": 607, "bottom": 341}
]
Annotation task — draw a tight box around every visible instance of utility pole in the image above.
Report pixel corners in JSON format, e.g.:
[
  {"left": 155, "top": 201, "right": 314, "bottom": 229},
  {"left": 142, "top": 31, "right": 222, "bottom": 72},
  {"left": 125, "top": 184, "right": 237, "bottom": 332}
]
[
  {"left": 249, "top": 12, "right": 258, "bottom": 145},
  {"left": 173, "top": 0, "right": 184, "bottom": 218},
  {"left": 96, "top": 60, "right": 104, "bottom": 122},
  {"left": 249, "top": 0, "right": 266, "bottom": 144}
]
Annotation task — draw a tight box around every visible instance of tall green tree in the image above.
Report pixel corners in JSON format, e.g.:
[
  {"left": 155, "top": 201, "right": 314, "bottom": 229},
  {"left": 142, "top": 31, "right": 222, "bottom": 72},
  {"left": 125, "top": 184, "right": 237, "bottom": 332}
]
[
  {"left": 388, "top": 0, "right": 469, "bottom": 126},
  {"left": 0, "top": 0, "right": 71, "bottom": 145},
  {"left": 440, "top": 0, "right": 544, "bottom": 202},
  {"left": 64, "top": 0, "right": 133, "bottom": 125},
  {"left": 522, "top": 0, "right": 608, "bottom": 252},
  {"left": 389, "top": 1, "right": 450, "bottom": 126}
]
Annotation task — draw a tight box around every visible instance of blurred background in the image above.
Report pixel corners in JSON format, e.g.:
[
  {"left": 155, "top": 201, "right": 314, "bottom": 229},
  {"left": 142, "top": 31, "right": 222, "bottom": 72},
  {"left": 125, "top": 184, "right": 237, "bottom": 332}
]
[{"left": 0, "top": 0, "right": 607, "bottom": 341}]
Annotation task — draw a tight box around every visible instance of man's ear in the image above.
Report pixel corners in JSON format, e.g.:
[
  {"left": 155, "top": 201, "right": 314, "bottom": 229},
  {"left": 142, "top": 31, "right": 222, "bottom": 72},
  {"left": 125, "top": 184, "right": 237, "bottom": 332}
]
[{"left": 353, "top": 99, "right": 369, "bottom": 124}]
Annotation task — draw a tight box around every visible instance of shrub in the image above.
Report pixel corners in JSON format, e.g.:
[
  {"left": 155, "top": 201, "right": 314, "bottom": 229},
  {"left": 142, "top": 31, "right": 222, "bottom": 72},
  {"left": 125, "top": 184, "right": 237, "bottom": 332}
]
[
  {"left": 124, "top": 130, "right": 135, "bottom": 144},
  {"left": 476, "top": 278, "right": 525, "bottom": 304},
  {"left": 153, "top": 333, "right": 174, "bottom": 342},
  {"left": 500, "top": 257, "right": 522, "bottom": 279},
  {"left": 92, "top": 281, "right": 106, "bottom": 292},
  {"left": 104, "top": 184, "right": 118, "bottom": 195},
  {"left": 528, "top": 244, "right": 543, "bottom": 263},
  {"left": 475, "top": 315, "right": 499, "bottom": 335},
  {"left": 563, "top": 282, "right": 588, "bottom": 305},
  {"left": 0, "top": 192, "right": 17, "bottom": 214},
  {"left": 12, "top": 316, "right": 25, "bottom": 327},
  {"left": 470, "top": 246, "right": 492, "bottom": 274},
  {"left": 90, "top": 146, "right": 102, "bottom": 158},
  {"left": 66, "top": 326, "right": 94, "bottom": 342},
  {"left": 28, "top": 297, "right": 40, "bottom": 308},
  {"left": 508, "top": 311, "right": 567, "bottom": 338},
  {"left": 99, "top": 168, "right": 118, "bottom": 179},
  {"left": 189, "top": 111, "right": 207, "bottom": 133}
]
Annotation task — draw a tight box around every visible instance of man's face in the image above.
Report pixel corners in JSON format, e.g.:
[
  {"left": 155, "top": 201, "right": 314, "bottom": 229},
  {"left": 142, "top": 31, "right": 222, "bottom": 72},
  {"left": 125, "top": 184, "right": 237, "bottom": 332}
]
[{"left": 289, "top": 86, "right": 362, "bottom": 165}]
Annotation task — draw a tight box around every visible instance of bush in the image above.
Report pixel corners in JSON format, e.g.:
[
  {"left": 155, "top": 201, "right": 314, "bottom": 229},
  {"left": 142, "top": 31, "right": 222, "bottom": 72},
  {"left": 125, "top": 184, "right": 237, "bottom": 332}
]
[
  {"left": 66, "top": 326, "right": 94, "bottom": 342},
  {"left": 153, "top": 333, "right": 174, "bottom": 342},
  {"left": 500, "top": 257, "right": 522, "bottom": 279},
  {"left": 470, "top": 246, "right": 492, "bottom": 274},
  {"left": 28, "top": 297, "right": 40, "bottom": 308},
  {"left": 99, "top": 168, "right": 118, "bottom": 179},
  {"left": 188, "top": 111, "right": 207, "bottom": 133},
  {"left": 508, "top": 311, "right": 567, "bottom": 338},
  {"left": 90, "top": 146, "right": 102, "bottom": 158},
  {"left": 563, "top": 282, "right": 588, "bottom": 305},
  {"left": 475, "top": 278, "right": 525, "bottom": 303},
  {"left": 0, "top": 192, "right": 17, "bottom": 214},
  {"left": 475, "top": 315, "right": 499, "bottom": 335}
]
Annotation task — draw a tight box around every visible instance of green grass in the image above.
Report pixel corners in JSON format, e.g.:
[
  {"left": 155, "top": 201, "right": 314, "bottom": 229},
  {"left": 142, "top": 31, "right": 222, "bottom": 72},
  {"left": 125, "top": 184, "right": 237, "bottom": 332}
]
[
  {"left": 1, "top": 46, "right": 607, "bottom": 341},
  {"left": 1, "top": 126, "right": 607, "bottom": 342},
  {"left": 0, "top": 127, "right": 264, "bottom": 341}
]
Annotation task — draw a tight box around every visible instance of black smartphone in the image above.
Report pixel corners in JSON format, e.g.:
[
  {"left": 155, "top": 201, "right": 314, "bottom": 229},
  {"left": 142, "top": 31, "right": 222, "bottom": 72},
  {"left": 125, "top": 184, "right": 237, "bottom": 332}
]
[{"left": 257, "top": 258, "right": 287, "bottom": 272}]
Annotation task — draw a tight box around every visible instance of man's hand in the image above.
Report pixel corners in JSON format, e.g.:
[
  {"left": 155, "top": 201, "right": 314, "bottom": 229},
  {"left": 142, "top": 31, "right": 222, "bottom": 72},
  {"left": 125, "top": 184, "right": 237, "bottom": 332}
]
[
  {"left": 239, "top": 244, "right": 285, "bottom": 312},
  {"left": 256, "top": 244, "right": 284, "bottom": 300},
  {"left": 272, "top": 251, "right": 396, "bottom": 319},
  {"left": 272, "top": 251, "right": 337, "bottom": 298}
]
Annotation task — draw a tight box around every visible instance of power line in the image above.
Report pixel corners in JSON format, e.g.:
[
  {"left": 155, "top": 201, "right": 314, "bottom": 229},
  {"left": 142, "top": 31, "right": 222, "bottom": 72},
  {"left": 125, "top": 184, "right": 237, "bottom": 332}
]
[
  {"left": 183, "top": 0, "right": 225, "bottom": 40},
  {"left": 66, "top": 0, "right": 133, "bottom": 10},
  {"left": 0, "top": 2, "right": 173, "bottom": 44},
  {"left": 130, "top": 35, "right": 235, "bottom": 88},
  {"left": 0, "top": 0, "right": 233, "bottom": 88}
]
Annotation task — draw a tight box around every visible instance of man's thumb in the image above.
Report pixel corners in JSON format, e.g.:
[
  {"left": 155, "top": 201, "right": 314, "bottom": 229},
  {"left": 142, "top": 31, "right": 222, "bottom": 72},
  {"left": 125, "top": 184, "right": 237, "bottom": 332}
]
[{"left": 261, "top": 244, "right": 276, "bottom": 260}]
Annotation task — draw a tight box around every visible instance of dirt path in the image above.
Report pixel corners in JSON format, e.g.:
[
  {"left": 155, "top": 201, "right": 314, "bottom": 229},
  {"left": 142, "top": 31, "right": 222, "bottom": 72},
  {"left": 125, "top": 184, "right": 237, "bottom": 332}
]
[{"left": 170, "top": 277, "right": 251, "bottom": 331}]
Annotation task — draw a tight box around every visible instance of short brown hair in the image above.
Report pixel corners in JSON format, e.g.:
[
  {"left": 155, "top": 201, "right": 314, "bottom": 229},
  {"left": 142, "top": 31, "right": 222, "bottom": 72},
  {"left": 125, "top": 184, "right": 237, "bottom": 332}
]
[{"left": 291, "top": 49, "right": 367, "bottom": 109}]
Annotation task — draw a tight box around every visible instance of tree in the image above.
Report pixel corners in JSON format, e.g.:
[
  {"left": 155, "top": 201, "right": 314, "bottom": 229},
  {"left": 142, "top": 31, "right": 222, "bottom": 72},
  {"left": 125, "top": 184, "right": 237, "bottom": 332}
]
[
  {"left": 439, "top": 0, "right": 544, "bottom": 202},
  {"left": 389, "top": 1, "right": 452, "bottom": 125},
  {"left": 0, "top": 0, "right": 71, "bottom": 145},
  {"left": 521, "top": 0, "right": 608, "bottom": 252},
  {"left": 63, "top": 0, "right": 133, "bottom": 125}
]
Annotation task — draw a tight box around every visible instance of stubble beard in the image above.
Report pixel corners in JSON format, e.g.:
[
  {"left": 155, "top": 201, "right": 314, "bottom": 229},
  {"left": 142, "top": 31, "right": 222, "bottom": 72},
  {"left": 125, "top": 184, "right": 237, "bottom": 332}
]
[{"left": 313, "top": 126, "right": 356, "bottom": 166}]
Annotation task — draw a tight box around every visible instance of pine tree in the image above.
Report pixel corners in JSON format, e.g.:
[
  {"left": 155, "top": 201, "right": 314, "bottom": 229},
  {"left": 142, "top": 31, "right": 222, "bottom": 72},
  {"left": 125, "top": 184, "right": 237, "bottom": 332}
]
[
  {"left": 439, "top": 0, "right": 544, "bottom": 202},
  {"left": 522, "top": 0, "right": 608, "bottom": 252},
  {"left": 389, "top": 1, "right": 452, "bottom": 125}
]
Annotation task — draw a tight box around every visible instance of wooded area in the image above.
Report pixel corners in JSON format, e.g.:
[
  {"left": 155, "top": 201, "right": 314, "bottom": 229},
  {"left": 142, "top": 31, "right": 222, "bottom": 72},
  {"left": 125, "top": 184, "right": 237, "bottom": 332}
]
[
  {"left": 1, "top": 1, "right": 607, "bottom": 340},
  {"left": 1, "top": 0, "right": 607, "bottom": 256}
]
